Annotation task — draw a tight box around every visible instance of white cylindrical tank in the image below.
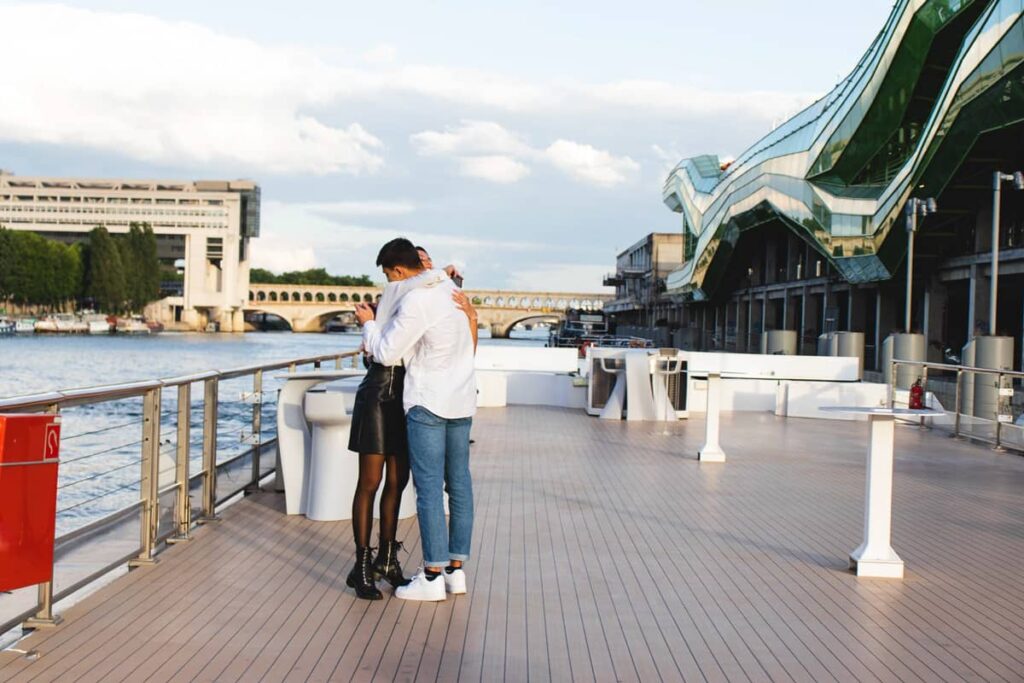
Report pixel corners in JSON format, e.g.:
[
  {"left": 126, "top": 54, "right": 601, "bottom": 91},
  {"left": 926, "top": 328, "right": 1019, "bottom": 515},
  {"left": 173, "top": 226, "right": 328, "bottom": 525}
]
[
  {"left": 835, "top": 331, "right": 865, "bottom": 380},
  {"left": 881, "top": 333, "right": 925, "bottom": 389},
  {"left": 761, "top": 330, "right": 797, "bottom": 355},
  {"left": 972, "top": 335, "right": 1014, "bottom": 421}
]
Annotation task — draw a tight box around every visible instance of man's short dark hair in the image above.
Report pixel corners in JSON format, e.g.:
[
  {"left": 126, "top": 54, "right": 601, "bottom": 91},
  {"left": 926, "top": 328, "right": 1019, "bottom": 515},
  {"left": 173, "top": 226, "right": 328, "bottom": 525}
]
[{"left": 376, "top": 238, "right": 423, "bottom": 269}]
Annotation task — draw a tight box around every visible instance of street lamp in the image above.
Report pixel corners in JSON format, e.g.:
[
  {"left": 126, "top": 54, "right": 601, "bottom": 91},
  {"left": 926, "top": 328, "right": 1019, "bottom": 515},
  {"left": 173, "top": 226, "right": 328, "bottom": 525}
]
[
  {"left": 903, "top": 196, "right": 938, "bottom": 333},
  {"left": 990, "top": 171, "right": 1024, "bottom": 335}
]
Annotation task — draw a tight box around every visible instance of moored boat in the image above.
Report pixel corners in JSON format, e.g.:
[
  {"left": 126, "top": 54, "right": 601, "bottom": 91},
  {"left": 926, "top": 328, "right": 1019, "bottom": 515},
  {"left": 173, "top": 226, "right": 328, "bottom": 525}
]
[
  {"left": 14, "top": 318, "right": 36, "bottom": 334},
  {"left": 115, "top": 316, "right": 151, "bottom": 335},
  {"left": 0, "top": 318, "right": 14, "bottom": 335},
  {"left": 82, "top": 313, "right": 113, "bottom": 335}
]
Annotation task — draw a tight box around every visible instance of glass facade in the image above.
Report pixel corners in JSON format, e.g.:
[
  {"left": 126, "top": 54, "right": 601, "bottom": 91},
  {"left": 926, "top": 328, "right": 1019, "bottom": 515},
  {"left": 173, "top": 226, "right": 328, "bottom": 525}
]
[{"left": 663, "top": 0, "right": 1024, "bottom": 300}]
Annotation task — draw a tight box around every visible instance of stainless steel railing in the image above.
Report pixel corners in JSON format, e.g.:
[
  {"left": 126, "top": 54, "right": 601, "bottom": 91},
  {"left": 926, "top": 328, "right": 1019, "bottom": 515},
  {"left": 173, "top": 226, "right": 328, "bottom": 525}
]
[
  {"left": 889, "top": 358, "right": 1024, "bottom": 452},
  {"left": 0, "top": 350, "right": 360, "bottom": 635}
]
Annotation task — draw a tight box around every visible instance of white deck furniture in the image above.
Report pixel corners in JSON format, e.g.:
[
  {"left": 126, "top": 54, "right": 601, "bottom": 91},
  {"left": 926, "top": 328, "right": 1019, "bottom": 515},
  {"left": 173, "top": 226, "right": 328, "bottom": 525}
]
[
  {"left": 820, "top": 406, "right": 943, "bottom": 578},
  {"left": 276, "top": 370, "right": 363, "bottom": 515},
  {"left": 303, "top": 387, "right": 358, "bottom": 521},
  {"left": 697, "top": 372, "right": 725, "bottom": 462},
  {"left": 598, "top": 357, "right": 626, "bottom": 420},
  {"left": 650, "top": 352, "right": 685, "bottom": 422}
]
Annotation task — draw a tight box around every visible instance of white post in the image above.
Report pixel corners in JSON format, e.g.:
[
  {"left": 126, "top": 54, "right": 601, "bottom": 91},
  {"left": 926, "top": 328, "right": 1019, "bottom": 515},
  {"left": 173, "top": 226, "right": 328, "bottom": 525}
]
[
  {"left": 849, "top": 414, "right": 903, "bottom": 578},
  {"left": 698, "top": 372, "right": 726, "bottom": 462}
]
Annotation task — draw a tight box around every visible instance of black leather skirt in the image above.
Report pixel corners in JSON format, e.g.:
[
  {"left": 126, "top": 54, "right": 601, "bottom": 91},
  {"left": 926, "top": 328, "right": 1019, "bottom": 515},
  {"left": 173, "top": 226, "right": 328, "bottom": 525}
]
[{"left": 348, "top": 362, "right": 408, "bottom": 457}]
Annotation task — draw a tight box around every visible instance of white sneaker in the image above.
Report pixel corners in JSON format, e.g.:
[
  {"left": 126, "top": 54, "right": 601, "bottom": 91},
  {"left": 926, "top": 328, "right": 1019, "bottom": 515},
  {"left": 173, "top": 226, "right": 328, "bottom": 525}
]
[
  {"left": 444, "top": 568, "right": 467, "bottom": 595},
  {"left": 395, "top": 569, "right": 446, "bottom": 602}
]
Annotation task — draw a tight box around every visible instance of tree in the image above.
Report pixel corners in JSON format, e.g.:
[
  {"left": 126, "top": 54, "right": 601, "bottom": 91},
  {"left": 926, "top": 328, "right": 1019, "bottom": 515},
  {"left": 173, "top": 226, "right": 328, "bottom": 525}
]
[
  {"left": 124, "top": 223, "right": 159, "bottom": 310},
  {"left": 0, "top": 227, "right": 13, "bottom": 302},
  {"left": 85, "top": 227, "right": 127, "bottom": 313},
  {"left": 248, "top": 267, "right": 374, "bottom": 286}
]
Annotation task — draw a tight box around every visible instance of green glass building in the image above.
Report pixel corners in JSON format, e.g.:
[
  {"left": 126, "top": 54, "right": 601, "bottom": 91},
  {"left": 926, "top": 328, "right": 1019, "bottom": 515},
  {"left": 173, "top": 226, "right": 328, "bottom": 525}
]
[{"left": 661, "top": 0, "right": 1024, "bottom": 370}]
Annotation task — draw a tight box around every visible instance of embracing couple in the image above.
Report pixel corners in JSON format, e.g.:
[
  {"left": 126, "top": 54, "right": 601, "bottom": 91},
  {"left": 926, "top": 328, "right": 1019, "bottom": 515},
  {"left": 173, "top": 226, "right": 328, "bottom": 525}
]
[{"left": 346, "top": 238, "right": 478, "bottom": 602}]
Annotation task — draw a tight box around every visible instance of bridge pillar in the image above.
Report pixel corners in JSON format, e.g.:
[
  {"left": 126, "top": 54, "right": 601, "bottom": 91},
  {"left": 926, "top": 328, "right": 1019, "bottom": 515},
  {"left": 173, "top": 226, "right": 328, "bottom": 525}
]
[{"left": 491, "top": 323, "right": 510, "bottom": 339}]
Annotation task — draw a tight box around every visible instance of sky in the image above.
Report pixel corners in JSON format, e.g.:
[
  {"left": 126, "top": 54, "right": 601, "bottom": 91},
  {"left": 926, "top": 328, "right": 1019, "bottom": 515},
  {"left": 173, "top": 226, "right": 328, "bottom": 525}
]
[{"left": 0, "top": 1, "right": 896, "bottom": 292}]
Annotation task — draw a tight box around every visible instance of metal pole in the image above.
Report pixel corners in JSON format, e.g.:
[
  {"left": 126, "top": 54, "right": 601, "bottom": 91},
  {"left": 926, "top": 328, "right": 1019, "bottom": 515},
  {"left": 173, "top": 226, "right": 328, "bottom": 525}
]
[
  {"left": 953, "top": 369, "right": 963, "bottom": 438},
  {"left": 131, "top": 386, "right": 161, "bottom": 566},
  {"left": 889, "top": 360, "right": 897, "bottom": 408},
  {"left": 171, "top": 383, "right": 191, "bottom": 541},
  {"left": 26, "top": 402, "right": 64, "bottom": 627},
  {"left": 905, "top": 210, "right": 916, "bottom": 333},
  {"left": 24, "top": 581, "right": 62, "bottom": 628},
  {"left": 201, "top": 377, "right": 219, "bottom": 520},
  {"left": 248, "top": 369, "right": 263, "bottom": 491},
  {"left": 919, "top": 365, "right": 929, "bottom": 428},
  {"left": 991, "top": 172, "right": 1002, "bottom": 335},
  {"left": 995, "top": 370, "right": 1005, "bottom": 452}
]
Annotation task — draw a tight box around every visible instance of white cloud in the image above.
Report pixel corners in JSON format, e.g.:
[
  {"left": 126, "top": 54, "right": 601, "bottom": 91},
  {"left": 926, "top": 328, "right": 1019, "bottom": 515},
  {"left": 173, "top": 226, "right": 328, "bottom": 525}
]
[
  {"left": 508, "top": 263, "right": 615, "bottom": 293},
  {"left": 0, "top": 5, "right": 812, "bottom": 179},
  {"left": 297, "top": 200, "right": 417, "bottom": 217},
  {"left": 411, "top": 120, "right": 637, "bottom": 187},
  {"left": 255, "top": 200, "right": 549, "bottom": 279},
  {"left": 458, "top": 156, "right": 531, "bottom": 183},
  {"left": 410, "top": 120, "right": 531, "bottom": 157},
  {"left": 0, "top": 4, "right": 384, "bottom": 175},
  {"left": 583, "top": 80, "right": 817, "bottom": 121},
  {"left": 249, "top": 241, "right": 318, "bottom": 273},
  {"left": 543, "top": 140, "right": 639, "bottom": 188},
  {"left": 362, "top": 43, "right": 398, "bottom": 65}
]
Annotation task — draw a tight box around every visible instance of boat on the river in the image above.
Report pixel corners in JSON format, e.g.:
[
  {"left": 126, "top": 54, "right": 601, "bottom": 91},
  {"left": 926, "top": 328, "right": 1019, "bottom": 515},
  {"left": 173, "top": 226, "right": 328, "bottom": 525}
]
[
  {"left": 34, "top": 315, "right": 86, "bottom": 334},
  {"left": 115, "top": 316, "right": 151, "bottom": 335},
  {"left": 81, "top": 313, "right": 113, "bottom": 335},
  {"left": 547, "top": 308, "right": 652, "bottom": 356},
  {"left": 0, "top": 318, "right": 14, "bottom": 335},
  {"left": 14, "top": 318, "right": 36, "bottom": 334}
]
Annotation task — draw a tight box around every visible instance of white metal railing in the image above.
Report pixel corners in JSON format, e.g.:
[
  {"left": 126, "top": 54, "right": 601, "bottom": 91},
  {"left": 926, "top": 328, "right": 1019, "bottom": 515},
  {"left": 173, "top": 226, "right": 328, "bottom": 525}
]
[
  {"left": 0, "top": 350, "right": 359, "bottom": 634},
  {"left": 888, "top": 358, "right": 1024, "bottom": 452}
]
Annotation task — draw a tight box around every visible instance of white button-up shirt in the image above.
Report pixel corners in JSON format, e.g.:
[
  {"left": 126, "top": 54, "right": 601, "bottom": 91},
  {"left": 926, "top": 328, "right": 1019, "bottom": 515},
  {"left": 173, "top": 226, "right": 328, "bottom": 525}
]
[{"left": 362, "top": 278, "right": 477, "bottom": 419}]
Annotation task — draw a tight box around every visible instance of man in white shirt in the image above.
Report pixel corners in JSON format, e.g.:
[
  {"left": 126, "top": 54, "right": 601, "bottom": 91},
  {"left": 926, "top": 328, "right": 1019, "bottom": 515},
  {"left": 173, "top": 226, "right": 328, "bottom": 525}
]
[{"left": 356, "top": 238, "right": 477, "bottom": 601}]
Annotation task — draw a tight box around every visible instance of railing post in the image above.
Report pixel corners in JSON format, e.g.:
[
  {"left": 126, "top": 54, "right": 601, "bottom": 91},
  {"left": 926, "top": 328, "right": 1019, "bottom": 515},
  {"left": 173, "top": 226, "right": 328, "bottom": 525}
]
[
  {"left": 919, "top": 365, "right": 929, "bottom": 428},
  {"left": 995, "top": 370, "right": 1005, "bottom": 452},
  {"left": 888, "top": 360, "right": 897, "bottom": 408},
  {"left": 25, "top": 402, "right": 63, "bottom": 628},
  {"left": 130, "top": 386, "right": 161, "bottom": 567},
  {"left": 351, "top": 354, "right": 359, "bottom": 369},
  {"left": 288, "top": 362, "right": 297, "bottom": 373},
  {"left": 169, "top": 383, "right": 192, "bottom": 542},
  {"left": 24, "top": 581, "right": 62, "bottom": 629},
  {"left": 247, "top": 369, "right": 263, "bottom": 492},
  {"left": 953, "top": 369, "right": 963, "bottom": 439},
  {"left": 335, "top": 355, "right": 343, "bottom": 370},
  {"left": 200, "top": 377, "right": 219, "bottom": 521},
  {"left": 313, "top": 360, "right": 321, "bottom": 370}
]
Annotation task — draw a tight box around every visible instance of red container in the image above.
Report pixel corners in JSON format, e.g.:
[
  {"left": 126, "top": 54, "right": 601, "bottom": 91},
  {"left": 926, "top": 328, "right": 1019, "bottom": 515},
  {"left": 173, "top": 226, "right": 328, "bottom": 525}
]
[{"left": 0, "top": 414, "right": 61, "bottom": 592}]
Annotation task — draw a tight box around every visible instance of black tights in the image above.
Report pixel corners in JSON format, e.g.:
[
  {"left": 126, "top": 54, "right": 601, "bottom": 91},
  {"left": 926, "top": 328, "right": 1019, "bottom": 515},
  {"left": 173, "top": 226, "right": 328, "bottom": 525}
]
[{"left": 352, "top": 453, "right": 410, "bottom": 547}]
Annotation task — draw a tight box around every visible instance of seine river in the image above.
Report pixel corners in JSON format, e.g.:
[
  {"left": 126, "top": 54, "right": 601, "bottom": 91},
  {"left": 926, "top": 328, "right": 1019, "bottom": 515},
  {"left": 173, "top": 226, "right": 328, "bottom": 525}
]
[{"left": 0, "top": 330, "right": 545, "bottom": 535}]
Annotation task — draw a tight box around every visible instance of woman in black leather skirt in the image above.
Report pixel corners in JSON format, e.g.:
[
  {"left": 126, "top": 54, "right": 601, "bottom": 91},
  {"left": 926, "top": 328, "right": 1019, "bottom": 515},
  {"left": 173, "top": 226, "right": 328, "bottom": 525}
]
[{"left": 345, "top": 357, "right": 410, "bottom": 600}]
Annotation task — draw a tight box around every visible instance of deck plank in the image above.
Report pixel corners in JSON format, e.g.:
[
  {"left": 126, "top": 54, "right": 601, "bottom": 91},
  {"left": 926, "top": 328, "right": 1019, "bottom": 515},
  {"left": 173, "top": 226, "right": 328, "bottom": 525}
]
[{"left": 3, "top": 408, "right": 1024, "bottom": 682}]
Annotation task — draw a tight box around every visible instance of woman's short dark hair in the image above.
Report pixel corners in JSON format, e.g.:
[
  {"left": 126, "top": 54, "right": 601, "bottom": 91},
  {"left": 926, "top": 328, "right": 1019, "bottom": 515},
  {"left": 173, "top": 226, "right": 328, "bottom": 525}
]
[{"left": 376, "top": 238, "right": 423, "bottom": 269}]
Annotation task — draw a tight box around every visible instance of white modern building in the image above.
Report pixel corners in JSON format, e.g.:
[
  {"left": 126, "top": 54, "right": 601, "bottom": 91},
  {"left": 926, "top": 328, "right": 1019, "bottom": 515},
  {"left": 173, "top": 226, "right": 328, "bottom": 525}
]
[{"left": 0, "top": 172, "right": 259, "bottom": 331}]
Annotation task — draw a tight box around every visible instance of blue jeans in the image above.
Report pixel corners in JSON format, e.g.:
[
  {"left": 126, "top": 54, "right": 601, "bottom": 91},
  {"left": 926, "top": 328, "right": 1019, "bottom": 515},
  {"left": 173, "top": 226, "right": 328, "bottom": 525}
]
[{"left": 406, "top": 406, "right": 473, "bottom": 568}]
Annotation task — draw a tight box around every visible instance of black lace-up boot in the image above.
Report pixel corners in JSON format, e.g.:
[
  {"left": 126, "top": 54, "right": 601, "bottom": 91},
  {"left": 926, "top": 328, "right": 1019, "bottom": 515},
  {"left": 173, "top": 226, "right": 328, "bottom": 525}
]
[
  {"left": 372, "top": 539, "right": 409, "bottom": 588},
  {"left": 346, "top": 546, "right": 382, "bottom": 600}
]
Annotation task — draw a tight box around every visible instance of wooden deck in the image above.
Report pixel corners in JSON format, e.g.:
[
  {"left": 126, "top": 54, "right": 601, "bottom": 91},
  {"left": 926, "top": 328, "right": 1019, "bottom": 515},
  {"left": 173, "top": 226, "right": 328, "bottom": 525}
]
[{"left": 3, "top": 406, "right": 1024, "bottom": 682}]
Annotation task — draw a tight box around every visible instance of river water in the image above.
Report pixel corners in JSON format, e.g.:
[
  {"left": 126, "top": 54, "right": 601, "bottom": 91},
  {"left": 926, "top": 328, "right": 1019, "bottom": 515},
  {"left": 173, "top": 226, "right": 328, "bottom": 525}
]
[{"left": 0, "top": 330, "right": 545, "bottom": 535}]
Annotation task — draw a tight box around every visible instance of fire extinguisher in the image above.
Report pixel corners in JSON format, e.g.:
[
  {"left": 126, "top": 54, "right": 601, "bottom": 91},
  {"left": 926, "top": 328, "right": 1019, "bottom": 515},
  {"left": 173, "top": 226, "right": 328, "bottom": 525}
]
[{"left": 909, "top": 379, "right": 924, "bottom": 410}]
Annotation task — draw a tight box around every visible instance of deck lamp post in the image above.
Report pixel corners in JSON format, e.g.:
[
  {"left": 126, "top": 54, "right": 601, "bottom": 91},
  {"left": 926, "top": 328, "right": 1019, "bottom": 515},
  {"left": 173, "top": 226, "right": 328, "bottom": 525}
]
[
  {"left": 903, "top": 197, "right": 938, "bottom": 333},
  {"left": 990, "top": 171, "right": 1024, "bottom": 335}
]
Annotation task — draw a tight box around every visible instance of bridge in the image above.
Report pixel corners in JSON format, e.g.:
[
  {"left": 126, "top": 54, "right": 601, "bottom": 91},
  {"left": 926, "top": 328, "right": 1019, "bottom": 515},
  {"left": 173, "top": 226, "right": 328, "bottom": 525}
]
[{"left": 245, "top": 283, "right": 613, "bottom": 335}]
